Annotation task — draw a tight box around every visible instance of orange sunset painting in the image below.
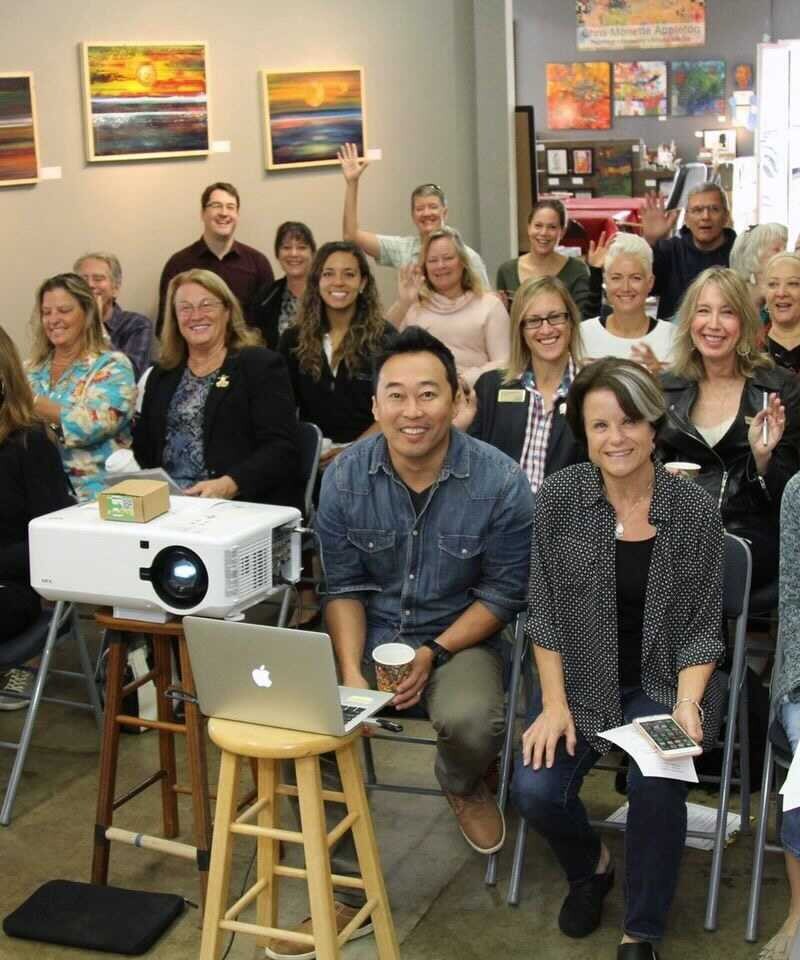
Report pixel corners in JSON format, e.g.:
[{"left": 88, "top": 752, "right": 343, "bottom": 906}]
[
  {"left": 263, "top": 68, "right": 365, "bottom": 170},
  {"left": 82, "top": 43, "right": 209, "bottom": 161},
  {"left": 0, "top": 74, "right": 38, "bottom": 185}
]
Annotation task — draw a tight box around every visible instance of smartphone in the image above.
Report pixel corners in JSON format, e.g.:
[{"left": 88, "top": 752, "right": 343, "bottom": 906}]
[{"left": 633, "top": 714, "right": 702, "bottom": 759}]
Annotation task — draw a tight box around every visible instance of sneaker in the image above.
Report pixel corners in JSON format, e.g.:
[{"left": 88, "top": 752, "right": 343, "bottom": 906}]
[
  {"left": 0, "top": 668, "right": 33, "bottom": 711},
  {"left": 558, "top": 865, "right": 615, "bottom": 938},
  {"left": 263, "top": 900, "right": 373, "bottom": 960},
  {"left": 445, "top": 780, "right": 505, "bottom": 854}
]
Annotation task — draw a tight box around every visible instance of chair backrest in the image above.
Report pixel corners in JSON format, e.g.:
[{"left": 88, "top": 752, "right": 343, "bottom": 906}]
[
  {"left": 666, "top": 162, "right": 710, "bottom": 211},
  {"left": 297, "top": 421, "right": 323, "bottom": 520},
  {"left": 722, "top": 533, "right": 752, "bottom": 621}
]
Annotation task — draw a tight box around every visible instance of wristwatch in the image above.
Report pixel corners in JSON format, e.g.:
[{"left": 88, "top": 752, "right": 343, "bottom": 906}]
[{"left": 422, "top": 638, "right": 452, "bottom": 668}]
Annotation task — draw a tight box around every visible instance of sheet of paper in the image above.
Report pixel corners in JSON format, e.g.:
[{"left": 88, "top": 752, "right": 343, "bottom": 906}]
[
  {"left": 606, "top": 802, "right": 740, "bottom": 851},
  {"left": 780, "top": 745, "right": 800, "bottom": 812},
  {"left": 599, "top": 723, "right": 698, "bottom": 783}
]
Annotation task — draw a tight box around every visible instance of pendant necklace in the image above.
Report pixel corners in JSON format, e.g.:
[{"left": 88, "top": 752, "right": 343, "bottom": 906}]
[{"left": 611, "top": 481, "right": 653, "bottom": 540}]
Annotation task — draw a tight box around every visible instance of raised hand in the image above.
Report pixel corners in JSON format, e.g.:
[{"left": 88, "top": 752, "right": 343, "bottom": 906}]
[
  {"left": 397, "top": 261, "right": 425, "bottom": 306},
  {"left": 338, "top": 141, "right": 369, "bottom": 183},
  {"left": 640, "top": 192, "right": 679, "bottom": 245},
  {"left": 749, "top": 392, "right": 787, "bottom": 463},
  {"left": 630, "top": 342, "right": 667, "bottom": 376},
  {"left": 587, "top": 230, "right": 611, "bottom": 270}
]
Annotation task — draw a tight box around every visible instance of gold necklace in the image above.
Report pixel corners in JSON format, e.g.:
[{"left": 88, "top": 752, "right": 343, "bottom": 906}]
[{"left": 610, "top": 480, "right": 653, "bottom": 540}]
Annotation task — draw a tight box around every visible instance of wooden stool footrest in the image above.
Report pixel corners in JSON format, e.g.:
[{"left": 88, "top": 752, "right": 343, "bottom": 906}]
[
  {"left": 276, "top": 783, "right": 346, "bottom": 804},
  {"left": 230, "top": 822, "right": 303, "bottom": 843},
  {"left": 115, "top": 713, "right": 185, "bottom": 734},
  {"left": 337, "top": 899, "right": 377, "bottom": 947},
  {"left": 223, "top": 877, "right": 267, "bottom": 921},
  {"left": 105, "top": 827, "right": 197, "bottom": 862},
  {"left": 112, "top": 770, "right": 166, "bottom": 811},
  {"left": 327, "top": 811, "right": 358, "bottom": 847},
  {"left": 235, "top": 795, "right": 271, "bottom": 824},
  {"left": 218, "top": 919, "right": 314, "bottom": 946},
  {"left": 273, "top": 864, "right": 366, "bottom": 891}
]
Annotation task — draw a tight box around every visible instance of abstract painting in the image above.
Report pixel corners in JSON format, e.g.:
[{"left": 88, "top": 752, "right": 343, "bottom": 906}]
[
  {"left": 262, "top": 67, "right": 365, "bottom": 170},
  {"left": 670, "top": 60, "right": 726, "bottom": 117},
  {"left": 572, "top": 148, "right": 593, "bottom": 175},
  {"left": 0, "top": 73, "right": 38, "bottom": 186},
  {"left": 594, "top": 143, "right": 634, "bottom": 196},
  {"left": 613, "top": 61, "right": 667, "bottom": 117},
  {"left": 546, "top": 62, "right": 611, "bottom": 130},
  {"left": 81, "top": 42, "right": 209, "bottom": 162},
  {"left": 577, "top": 0, "right": 705, "bottom": 51}
]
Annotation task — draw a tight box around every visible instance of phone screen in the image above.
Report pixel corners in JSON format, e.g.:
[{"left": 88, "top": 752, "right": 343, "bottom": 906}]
[{"left": 638, "top": 718, "right": 697, "bottom": 751}]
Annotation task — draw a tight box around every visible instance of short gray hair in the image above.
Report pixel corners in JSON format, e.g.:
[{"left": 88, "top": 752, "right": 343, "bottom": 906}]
[
  {"left": 604, "top": 232, "right": 653, "bottom": 275},
  {"left": 729, "top": 223, "right": 788, "bottom": 283},
  {"left": 73, "top": 251, "right": 122, "bottom": 287},
  {"left": 686, "top": 181, "right": 729, "bottom": 214}
]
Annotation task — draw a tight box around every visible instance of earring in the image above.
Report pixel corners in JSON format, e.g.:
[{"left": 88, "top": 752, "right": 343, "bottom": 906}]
[{"left": 736, "top": 342, "right": 751, "bottom": 357}]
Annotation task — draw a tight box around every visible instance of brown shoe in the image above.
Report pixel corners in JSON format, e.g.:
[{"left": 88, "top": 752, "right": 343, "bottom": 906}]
[
  {"left": 263, "top": 900, "right": 373, "bottom": 960},
  {"left": 445, "top": 780, "right": 505, "bottom": 854}
]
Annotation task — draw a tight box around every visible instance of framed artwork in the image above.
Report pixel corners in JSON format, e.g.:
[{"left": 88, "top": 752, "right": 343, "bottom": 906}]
[
  {"left": 734, "top": 63, "right": 754, "bottom": 91},
  {"left": 572, "top": 148, "right": 594, "bottom": 175},
  {"left": 546, "top": 148, "right": 568, "bottom": 175},
  {"left": 577, "top": 0, "right": 705, "bottom": 51},
  {"left": 594, "top": 143, "right": 634, "bottom": 196},
  {"left": 670, "top": 60, "right": 726, "bottom": 118},
  {"left": 546, "top": 62, "right": 611, "bottom": 130},
  {"left": 0, "top": 73, "right": 38, "bottom": 186},
  {"left": 261, "top": 67, "right": 365, "bottom": 170},
  {"left": 81, "top": 42, "right": 209, "bottom": 162},
  {"left": 613, "top": 61, "right": 667, "bottom": 117},
  {"left": 703, "top": 128, "right": 737, "bottom": 156},
  {"left": 514, "top": 106, "right": 538, "bottom": 254}
]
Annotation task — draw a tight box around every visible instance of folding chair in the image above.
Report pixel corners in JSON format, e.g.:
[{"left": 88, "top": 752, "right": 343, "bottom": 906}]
[
  {"left": 505, "top": 533, "right": 752, "bottom": 933},
  {"left": 0, "top": 600, "right": 103, "bottom": 825}
]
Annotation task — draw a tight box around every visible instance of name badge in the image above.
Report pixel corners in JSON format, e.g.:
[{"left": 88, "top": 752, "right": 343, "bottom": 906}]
[{"left": 498, "top": 389, "right": 526, "bottom": 403}]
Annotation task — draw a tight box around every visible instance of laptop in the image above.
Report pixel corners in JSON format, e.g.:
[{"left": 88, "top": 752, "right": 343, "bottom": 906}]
[{"left": 182, "top": 616, "right": 393, "bottom": 735}]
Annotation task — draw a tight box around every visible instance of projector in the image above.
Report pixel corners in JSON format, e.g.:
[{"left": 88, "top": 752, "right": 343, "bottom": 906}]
[{"left": 30, "top": 496, "right": 302, "bottom": 622}]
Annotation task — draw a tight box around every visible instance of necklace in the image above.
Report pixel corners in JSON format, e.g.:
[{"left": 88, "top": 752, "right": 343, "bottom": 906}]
[{"left": 610, "top": 480, "right": 653, "bottom": 540}]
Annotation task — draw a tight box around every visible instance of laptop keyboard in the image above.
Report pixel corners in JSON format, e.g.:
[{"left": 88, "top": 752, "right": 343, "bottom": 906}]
[{"left": 341, "top": 704, "right": 364, "bottom": 723}]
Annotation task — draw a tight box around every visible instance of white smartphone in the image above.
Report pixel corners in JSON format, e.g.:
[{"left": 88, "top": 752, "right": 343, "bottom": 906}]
[{"left": 633, "top": 714, "right": 703, "bottom": 759}]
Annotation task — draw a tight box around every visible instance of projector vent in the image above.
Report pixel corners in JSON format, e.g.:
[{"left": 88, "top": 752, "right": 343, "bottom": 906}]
[{"left": 225, "top": 535, "right": 272, "bottom": 598}]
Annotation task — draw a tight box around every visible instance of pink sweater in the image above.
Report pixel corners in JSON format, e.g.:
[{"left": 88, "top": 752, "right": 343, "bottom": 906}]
[{"left": 397, "top": 291, "right": 510, "bottom": 386}]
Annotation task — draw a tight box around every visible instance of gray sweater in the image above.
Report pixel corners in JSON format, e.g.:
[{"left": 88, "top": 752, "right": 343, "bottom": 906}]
[{"left": 774, "top": 471, "right": 800, "bottom": 706}]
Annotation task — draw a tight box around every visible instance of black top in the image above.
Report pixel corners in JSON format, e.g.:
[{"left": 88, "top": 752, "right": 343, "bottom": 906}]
[
  {"left": 651, "top": 226, "right": 736, "bottom": 319},
  {"left": 768, "top": 336, "right": 800, "bottom": 376},
  {"left": 616, "top": 536, "right": 656, "bottom": 687},
  {"left": 404, "top": 483, "right": 433, "bottom": 516},
  {"left": 0, "top": 426, "right": 72, "bottom": 583},
  {"left": 278, "top": 326, "right": 396, "bottom": 444},
  {"left": 252, "top": 276, "right": 287, "bottom": 350}
]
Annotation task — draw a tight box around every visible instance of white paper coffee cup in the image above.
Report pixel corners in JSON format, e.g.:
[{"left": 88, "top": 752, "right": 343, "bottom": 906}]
[
  {"left": 372, "top": 642, "right": 415, "bottom": 693},
  {"left": 664, "top": 461, "right": 701, "bottom": 480}
]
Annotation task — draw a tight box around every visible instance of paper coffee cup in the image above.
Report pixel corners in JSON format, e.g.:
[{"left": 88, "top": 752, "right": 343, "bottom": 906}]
[
  {"left": 105, "top": 448, "right": 139, "bottom": 473},
  {"left": 664, "top": 461, "right": 701, "bottom": 480},
  {"left": 372, "top": 642, "right": 415, "bottom": 693}
]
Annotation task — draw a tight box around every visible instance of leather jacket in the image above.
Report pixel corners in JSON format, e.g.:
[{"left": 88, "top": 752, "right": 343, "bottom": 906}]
[{"left": 656, "top": 366, "right": 800, "bottom": 525}]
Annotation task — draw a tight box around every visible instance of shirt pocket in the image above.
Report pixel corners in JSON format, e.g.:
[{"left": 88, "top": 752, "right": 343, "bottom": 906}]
[
  {"left": 346, "top": 528, "right": 397, "bottom": 583},
  {"left": 437, "top": 533, "right": 486, "bottom": 596}
]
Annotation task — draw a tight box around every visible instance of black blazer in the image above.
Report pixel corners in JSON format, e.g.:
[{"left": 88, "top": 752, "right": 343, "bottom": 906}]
[
  {"left": 252, "top": 277, "right": 287, "bottom": 350},
  {"left": 468, "top": 369, "right": 585, "bottom": 477},
  {"left": 133, "top": 347, "right": 300, "bottom": 507}
]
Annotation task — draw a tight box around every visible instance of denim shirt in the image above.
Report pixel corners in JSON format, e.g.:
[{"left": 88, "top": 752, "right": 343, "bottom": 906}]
[{"left": 316, "top": 428, "right": 534, "bottom": 657}]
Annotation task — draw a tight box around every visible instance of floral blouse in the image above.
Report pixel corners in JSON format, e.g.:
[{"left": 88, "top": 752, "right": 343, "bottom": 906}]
[
  {"left": 162, "top": 367, "right": 216, "bottom": 488},
  {"left": 27, "top": 351, "right": 136, "bottom": 502}
]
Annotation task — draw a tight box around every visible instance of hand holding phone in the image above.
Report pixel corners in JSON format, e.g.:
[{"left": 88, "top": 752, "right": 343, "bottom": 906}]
[{"left": 634, "top": 714, "right": 702, "bottom": 759}]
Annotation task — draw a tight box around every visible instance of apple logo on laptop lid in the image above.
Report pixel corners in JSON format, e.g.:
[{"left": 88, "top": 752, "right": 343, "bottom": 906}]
[{"left": 252, "top": 664, "right": 272, "bottom": 688}]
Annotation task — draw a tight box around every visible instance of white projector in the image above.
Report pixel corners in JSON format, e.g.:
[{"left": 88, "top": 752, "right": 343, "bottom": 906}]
[{"left": 30, "top": 496, "right": 302, "bottom": 622}]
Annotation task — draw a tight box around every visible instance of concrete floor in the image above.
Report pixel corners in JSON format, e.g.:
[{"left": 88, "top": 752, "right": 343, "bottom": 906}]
[{"left": 0, "top": 618, "right": 787, "bottom": 960}]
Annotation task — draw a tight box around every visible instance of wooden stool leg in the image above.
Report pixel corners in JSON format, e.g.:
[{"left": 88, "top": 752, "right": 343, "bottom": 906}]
[
  {"left": 337, "top": 740, "right": 400, "bottom": 960},
  {"left": 295, "top": 755, "right": 340, "bottom": 960},
  {"left": 179, "top": 637, "right": 212, "bottom": 908},
  {"left": 151, "top": 635, "right": 179, "bottom": 838},
  {"left": 256, "top": 758, "right": 279, "bottom": 945},
  {"left": 91, "top": 631, "right": 125, "bottom": 885},
  {"left": 199, "top": 751, "right": 240, "bottom": 960}
]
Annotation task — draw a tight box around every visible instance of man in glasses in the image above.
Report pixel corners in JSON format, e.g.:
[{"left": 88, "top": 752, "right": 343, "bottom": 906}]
[
  {"left": 156, "top": 182, "right": 273, "bottom": 335},
  {"left": 338, "top": 142, "right": 490, "bottom": 288},
  {"left": 640, "top": 182, "right": 736, "bottom": 320}
]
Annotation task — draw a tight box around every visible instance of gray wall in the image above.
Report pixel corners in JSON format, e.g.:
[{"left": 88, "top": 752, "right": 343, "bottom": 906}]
[
  {"left": 513, "top": 0, "right": 800, "bottom": 162},
  {"left": 1, "top": 0, "right": 488, "bottom": 348}
]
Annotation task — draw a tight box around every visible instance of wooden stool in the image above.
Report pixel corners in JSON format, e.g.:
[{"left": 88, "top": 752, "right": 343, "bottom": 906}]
[
  {"left": 200, "top": 719, "right": 400, "bottom": 960},
  {"left": 91, "top": 611, "right": 212, "bottom": 908}
]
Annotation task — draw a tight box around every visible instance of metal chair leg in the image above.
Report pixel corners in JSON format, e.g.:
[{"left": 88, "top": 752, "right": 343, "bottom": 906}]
[
  {"left": 746, "top": 739, "right": 774, "bottom": 942},
  {"left": 738, "top": 675, "right": 751, "bottom": 834},
  {"left": 507, "top": 817, "right": 528, "bottom": 906},
  {"left": 75, "top": 617, "right": 103, "bottom": 731}
]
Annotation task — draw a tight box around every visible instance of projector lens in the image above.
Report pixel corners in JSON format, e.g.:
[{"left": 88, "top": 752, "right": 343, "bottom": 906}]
[{"left": 150, "top": 546, "right": 209, "bottom": 609}]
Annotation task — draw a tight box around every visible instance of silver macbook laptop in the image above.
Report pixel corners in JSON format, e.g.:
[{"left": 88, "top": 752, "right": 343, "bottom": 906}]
[{"left": 183, "top": 616, "right": 393, "bottom": 735}]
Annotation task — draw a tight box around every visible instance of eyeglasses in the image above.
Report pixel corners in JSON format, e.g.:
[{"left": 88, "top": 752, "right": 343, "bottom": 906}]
[
  {"left": 521, "top": 311, "right": 570, "bottom": 331},
  {"left": 175, "top": 299, "right": 223, "bottom": 319},
  {"left": 204, "top": 201, "right": 238, "bottom": 213},
  {"left": 687, "top": 204, "right": 723, "bottom": 216}
]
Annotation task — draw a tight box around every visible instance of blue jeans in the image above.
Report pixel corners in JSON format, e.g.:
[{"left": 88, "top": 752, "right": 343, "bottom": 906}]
[
  {"left": 511, "top": 687, "right": 689, "bottom": 942},
  {"left": 779, "top": 699, "right": 800, "bottom": 858}
]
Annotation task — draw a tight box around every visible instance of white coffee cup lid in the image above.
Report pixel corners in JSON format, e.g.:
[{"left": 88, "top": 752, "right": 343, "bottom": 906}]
[
  {"left": 665, "top": 461, "right": 701, "bottom": 472},
  {"left": 105, "top": 449, "right": 138, "bottom": 472},
  {"left": 372, "top": 642, "right": 415, "bottom": 666}
]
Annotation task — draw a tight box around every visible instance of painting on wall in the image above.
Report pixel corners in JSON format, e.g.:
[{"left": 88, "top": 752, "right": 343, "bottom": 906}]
[
  {"left": 572, "top": 148, "right": 593, "bottom": 175},
  {"left": 0, "top": 73, "right": 38, "bottom": 186},
  {"left": 734, "top": 63, "right": 754, "bottom": 91},
  {"left": 546, "top": 62, "right": 611, "bottom": 130},
  {"left": 613, "top": 61, "right": 667, "bottom": 117},
  {"left": 670, "top": 60, "right": 726, "bottom": 117},
  {"left": 594, "top": 143, "right": 634, "bottom": 196},
  {"left": 81, "top": 42, "right": 209, "bottom": 162},
  {"left": 262, "top": 67, "right": 365, "bottom": 170},
  {"left": 577, "top": 0, "right": 706, "bottom": 51}
]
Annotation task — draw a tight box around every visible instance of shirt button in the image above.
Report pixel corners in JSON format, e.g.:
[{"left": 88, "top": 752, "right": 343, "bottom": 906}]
[
  {"left": 409, "top": 573, "right": 415, "bottom": 580},
  {"left": 404, "top": 609, "right": 411, "bottom": 616},
  {"left": 412, "top": 530, "right": 418, "bottom": 537},
  {"left": 461, "top": 548, "right": 467, "bottom": 555},
  {"left": 368, "top": 541, "right": 374, "bottom": 549}
]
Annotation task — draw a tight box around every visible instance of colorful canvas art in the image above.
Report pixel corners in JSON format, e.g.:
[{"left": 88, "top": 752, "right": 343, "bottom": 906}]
[
  {"left": 594, "top": 143, "right": 634, "bottom": 196},
  {"left": 81, "top": 42, "right": 209, "bottom": 162},
  {"left": 670, "top": 60, "right": 726, "bottom": 117},
  {"left": 0, "top": 73, "right": 38, "bottom": 185},
  {"left": 262, "top": 67, "right": 365, "bottom": 170},
  {"left": 546, "top": 62, "right": 611, "bottom": 130},
  {"left": 577, "top": 0, "right": 706, "bottom": 51},
  {"left": 613, "top": 61, "right": 667, "bottom": 117}
]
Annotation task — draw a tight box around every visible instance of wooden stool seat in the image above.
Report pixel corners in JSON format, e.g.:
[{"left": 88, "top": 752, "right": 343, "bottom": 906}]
[{"left": 200, "top": 721, "right": 399, "bottom": 960}]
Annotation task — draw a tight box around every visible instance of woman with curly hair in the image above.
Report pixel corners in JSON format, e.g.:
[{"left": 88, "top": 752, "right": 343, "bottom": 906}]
[{"left": 279, "top": 240, "right": 394, "bottom": 469}]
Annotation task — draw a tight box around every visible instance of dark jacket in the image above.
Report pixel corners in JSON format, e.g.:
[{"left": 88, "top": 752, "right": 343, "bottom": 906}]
[
  {"left": 133, "top": 347, "right": 300, "bottom": 507},
  {"left": 656, "top": 366, "right": 800, "bottom": 527},
  {"left": 252, "top": 277, "right": 287, "bottom": 350},
  {"left": 652, "top": 226, "right": 736, "bottom": 319},
  {"left": 468, "top": 369, "right": 585, "bottom": 477}
]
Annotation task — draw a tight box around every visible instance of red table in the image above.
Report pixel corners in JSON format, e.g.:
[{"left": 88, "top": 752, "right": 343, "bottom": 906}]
[{"left": 550, "top": 197, "right": 646, "bottom": 255}]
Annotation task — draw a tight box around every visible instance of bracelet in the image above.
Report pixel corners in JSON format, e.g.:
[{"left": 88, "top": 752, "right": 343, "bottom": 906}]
[{"left": 673, "top": 698, "right": 704, "bottom": 724}]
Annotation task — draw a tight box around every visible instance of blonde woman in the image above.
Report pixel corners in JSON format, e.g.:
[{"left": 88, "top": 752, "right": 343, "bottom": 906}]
[
  {"left": 27, "top": 273, "right": 136, "bottom": 502},
  {"left": 764, "top": 251, "right": 800, "bottom": 374},
  {"left": 387, "top": 226, "right": 510, "bottom": 386},
  {"left": 657, "top": 266, "right": 800, "bottom": 590},
  {"left": 133, "top": 269, "right": 299, "bottom": 505},
  {"left": 729, "top": 222, "right": 788, "bottom": 315}
]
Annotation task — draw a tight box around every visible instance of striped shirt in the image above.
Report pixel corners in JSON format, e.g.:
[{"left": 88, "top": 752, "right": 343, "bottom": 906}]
[{"left": 519, "top": 359, "right": 575, "bottom": 493}]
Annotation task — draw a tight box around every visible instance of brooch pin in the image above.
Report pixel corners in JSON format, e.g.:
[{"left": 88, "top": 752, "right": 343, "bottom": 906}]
[
  {"left": 558, "top": 401, "right": 567, "bottom": 414},
  {"left": 215, "top": 374, "right": 230, "bottom": 389}
]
